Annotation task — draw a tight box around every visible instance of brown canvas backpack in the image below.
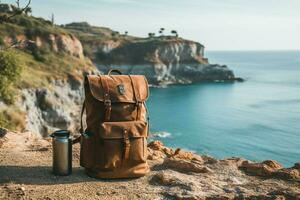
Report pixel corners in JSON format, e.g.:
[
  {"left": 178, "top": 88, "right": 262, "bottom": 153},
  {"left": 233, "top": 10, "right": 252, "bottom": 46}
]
[{"left": 75, "top": 69, "right": 150, "bottom": 178}]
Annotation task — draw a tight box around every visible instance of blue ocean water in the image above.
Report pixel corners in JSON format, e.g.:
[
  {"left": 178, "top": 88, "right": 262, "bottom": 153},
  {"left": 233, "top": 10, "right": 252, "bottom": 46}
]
[{"left": 148, "top": 51, "right": 300, "bottom": 167}]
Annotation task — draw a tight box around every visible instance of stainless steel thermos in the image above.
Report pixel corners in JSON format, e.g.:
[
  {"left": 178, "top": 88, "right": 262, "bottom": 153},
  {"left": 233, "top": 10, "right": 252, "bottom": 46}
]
[{"left": 51, "top": 130, "right": 72, "bottom": 176}]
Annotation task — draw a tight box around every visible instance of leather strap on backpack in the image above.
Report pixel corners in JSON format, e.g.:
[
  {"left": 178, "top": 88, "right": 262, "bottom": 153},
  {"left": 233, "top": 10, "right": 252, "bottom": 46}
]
[
  {"left": 100, "top": 76, "right": 112, "bottom": 121},
  {"left": 122, "top": 129, "right": 130, "bottom": 163},
  {"left": 128, "top": 75, "right": 142, "bottom": 120},
  {"left": 72, "top": 100, "right": 85, "bottom": 144},
  {"left": 108, "top": 69, "right": 122, "bottom": 75}
]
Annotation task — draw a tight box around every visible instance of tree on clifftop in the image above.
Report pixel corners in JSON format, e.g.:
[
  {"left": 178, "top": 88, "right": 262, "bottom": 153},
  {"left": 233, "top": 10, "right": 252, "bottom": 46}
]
[
  {"left": 171, "top": 30, "right": 178, "bottom": 38},
  {"left": 148, "top": 33, "right": 155, "bottom": 38},
  {"left": 0, "top": 0, "right": 31, "bottom": 51},
  {"left": 50, "top": 13, "right": 55, "bottom": 26},
  {"left": 159, "top": 27, "right": 165, "bottom": 36},
  {"left": 0, "top": 0, "right": 31, "bottom": 24},
  {"left": 111, "top": 31, "right": 120, "bottom": 37}
]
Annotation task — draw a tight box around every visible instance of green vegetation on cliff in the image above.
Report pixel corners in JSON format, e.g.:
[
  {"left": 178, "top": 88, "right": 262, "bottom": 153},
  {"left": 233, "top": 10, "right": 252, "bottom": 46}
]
[
  {"left": 0, "top": 11, "right": 94, "bottom": 130},
  {"left": 0, "top": 50, "right": 22, "bottom": 103},
  {"left": 0, "top": 13, "right": 94, "bottom": 94},
  {"left": 0, "top": 106, "right": 26, "bottom": 131}
]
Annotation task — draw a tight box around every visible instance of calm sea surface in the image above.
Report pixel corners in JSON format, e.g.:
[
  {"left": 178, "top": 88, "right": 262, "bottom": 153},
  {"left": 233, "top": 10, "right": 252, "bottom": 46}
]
[{"left": 148, "top": 51, "right": 300, "bottom": 167}]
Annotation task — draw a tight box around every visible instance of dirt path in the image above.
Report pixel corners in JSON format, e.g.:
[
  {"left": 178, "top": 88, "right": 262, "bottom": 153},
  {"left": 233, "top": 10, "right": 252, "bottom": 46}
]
[
  {"left": 0, "top": 131, "right": 299, "bottom": 200},
  {"left": 0, "top": 132, "right": 163, "bottom": 200}
]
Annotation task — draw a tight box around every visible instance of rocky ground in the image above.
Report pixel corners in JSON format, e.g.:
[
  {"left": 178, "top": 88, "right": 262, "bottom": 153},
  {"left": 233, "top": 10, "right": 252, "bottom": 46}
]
[{"left": 0, "top": 130, "right": 299, "bottom": 200}]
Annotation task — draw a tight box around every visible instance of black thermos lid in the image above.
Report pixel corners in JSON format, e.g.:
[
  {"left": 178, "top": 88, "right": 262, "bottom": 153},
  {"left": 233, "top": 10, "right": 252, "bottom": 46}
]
[{"left": 51, "top": 130, "right": 70, "bottom": 138}]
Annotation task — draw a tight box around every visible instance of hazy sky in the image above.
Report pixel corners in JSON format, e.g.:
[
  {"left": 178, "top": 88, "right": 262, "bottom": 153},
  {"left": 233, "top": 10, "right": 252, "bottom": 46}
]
[{"left": 5, "top": 0, "right": 300, "bottom": 50}]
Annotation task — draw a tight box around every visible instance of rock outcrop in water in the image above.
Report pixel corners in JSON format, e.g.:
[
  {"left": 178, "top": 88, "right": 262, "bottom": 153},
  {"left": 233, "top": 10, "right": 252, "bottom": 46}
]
[
  {"left": 93, "top": 38, "right": 236, "bottom": 85},
  {"left": 0, "top": 133, "right": 299, "bottom": 200}
]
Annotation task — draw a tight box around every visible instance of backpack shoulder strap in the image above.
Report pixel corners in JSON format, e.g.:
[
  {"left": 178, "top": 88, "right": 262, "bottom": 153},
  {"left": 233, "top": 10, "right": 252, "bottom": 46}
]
[
  {"left": 128, "top": 75, "right": 142, "bottom": 120},
  {"left": 100, "top": 76, "right": 112, "bottom": 121},
  {"left": 72, "top": 100, "right": 85, "bottom": 144}
]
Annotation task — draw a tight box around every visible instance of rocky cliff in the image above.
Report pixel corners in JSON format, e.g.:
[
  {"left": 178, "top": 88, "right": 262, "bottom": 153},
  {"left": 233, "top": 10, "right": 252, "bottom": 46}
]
[
  {"left": 90, "top": 38, "right": 236, "bottom": 85},
  {"left": 0, "top": 14, "right": 96, "bottom": 135},
  {"left": 17, "top": 78, "right": 84, "bottom": 136},
  {"left": 3, "top": 34, "right": 84, "bottom": 59},
  {"left": 64, "top": 22, "right": 239, "bottom": 85}
]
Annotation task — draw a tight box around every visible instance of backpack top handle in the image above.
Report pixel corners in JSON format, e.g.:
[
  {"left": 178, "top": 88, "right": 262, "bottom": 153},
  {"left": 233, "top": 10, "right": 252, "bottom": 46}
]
[{"left": 108, "top": 69, "right": 122, "bottom": 75}]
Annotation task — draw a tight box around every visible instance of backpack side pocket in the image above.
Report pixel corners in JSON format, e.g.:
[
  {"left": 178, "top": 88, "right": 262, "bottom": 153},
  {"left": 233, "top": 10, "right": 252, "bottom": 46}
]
[{"left": 80, "top": 131, "right": 95, "bottom": 169}]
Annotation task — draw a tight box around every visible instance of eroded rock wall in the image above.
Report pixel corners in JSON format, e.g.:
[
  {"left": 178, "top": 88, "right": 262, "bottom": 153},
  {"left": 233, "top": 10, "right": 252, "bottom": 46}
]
[
  {"left": 17, "top": 79, "right": 84, "bottom": 136},
  {"left": 4, "top": 34, "right": 84, "bottom": 59}
]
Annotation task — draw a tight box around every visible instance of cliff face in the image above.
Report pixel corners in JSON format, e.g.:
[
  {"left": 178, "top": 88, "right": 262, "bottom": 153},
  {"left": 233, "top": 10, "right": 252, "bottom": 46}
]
[
  {"left": 17, "top": 78, "right": 84, "bottom": 136},
  {"left": 4, "top": 34, "right": 84, "bottom": 59},
  {"left": 93, "top": 38, "right": 235, "bottom": 84},
  {"left": 96, "top": 39, "right": 206, "bottom": 64},
  {"left": 0, "top": 16, "right": 96, "bottom": 135},
  {"left": 49, "top": 34, "right": 84, "bottom": 59}
]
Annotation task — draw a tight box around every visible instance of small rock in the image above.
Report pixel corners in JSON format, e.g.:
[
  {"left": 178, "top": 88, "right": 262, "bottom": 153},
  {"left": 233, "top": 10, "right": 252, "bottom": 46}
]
[
  {"left": 239, "top": 160, "right": 300, "bottom": 181},
  {"left": 0, "top": 128, "right": 7, "bottom": 138},
  {"left": 172, "top": 191, "right": 204, "bottom": 200},
  {"left": 223, "top": 188, "right": 235, "bottom": 193},
  {"left": 221, "top": 157, "right": 245, "bottom": 167},
  {"left": 268, "top": 188, "right": 300, "bottom": 199},
  {"left": 202, "top": 155, "right": 219, "bottom": 164},
  {"left": 235, "top": 77, "right": 245, "bottom": 82},
  {"left": 147, "top": 148, "right": 166, "bottom": 160},
  {"left": 262, "top": 160, "right": 283, "bottom": 170},
  {"left": 37, "top": 147, "right": 49, "bottom": 151},
  {"left": 172, "top": 149, "right": 203, "bottom": 164},
  {"left": 147, "top": 141, "right": 175, "bottom": 160},
  {"left": 206, "top": 195, "right": 233, "bottom": 200},
  {"left": 292, "top": 163, "right": 300, "bottom": 170},
  {"left": 239, "top": 160, "right": 282, "bottom": 177},
  {"left": 151, "top": 172, "right": 192, "bottom": 190},
  {"left": 96, "top": 192, "right": 101, "bottom": 196},
  {"left": 148, "top": 141, "right": 164, "bottom": 151},
  {"left": 274, "top": 169, "right": 300, "bottom": 180},
  {"left": 163, "top": 157, "right": 212, "bottom": 174}
]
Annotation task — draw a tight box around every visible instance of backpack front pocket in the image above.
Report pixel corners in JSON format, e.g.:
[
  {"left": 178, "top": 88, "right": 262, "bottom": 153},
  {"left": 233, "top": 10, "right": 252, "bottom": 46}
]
[{"left": 99, "top": 121, "right": 148, "bottom": 170}]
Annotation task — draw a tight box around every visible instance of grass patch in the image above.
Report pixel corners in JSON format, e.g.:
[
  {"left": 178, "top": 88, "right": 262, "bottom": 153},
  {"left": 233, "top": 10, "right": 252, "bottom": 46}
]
[
  {"left": 14, "top": 49, "right": 94, "bottom": 89},
  {"left": 0, "top": 107, "right": 26, "bottom": 132},
  {"left": 0, "top": 50, "right": 23, "bottom": 104}
]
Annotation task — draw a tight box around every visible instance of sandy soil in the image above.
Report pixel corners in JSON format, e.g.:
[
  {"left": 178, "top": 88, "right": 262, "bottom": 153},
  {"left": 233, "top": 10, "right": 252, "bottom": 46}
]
[
  {"left": 0, "top": 131, "right": 299, "bottom": 200},
  {"left": 0, "top": 132, "right": 163, "bottom": 200}
]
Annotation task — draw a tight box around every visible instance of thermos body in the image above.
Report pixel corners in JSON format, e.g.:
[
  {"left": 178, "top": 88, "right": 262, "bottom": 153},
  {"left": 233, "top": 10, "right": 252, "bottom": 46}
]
[{"left": 51, "top": 130, "right": 72, "bottom": 176}]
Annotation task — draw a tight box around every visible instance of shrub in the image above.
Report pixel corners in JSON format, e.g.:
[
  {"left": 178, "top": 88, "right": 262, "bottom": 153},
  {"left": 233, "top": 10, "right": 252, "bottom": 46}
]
[
  {"left": 0, "top": 50, "right": 22, "bottom": 103},
  {"left": 0, "top": 107, "right": 26, "bottom": 131},
  {"left": 0, "top": 36, "right": 4, "bottom": 46},
  {"left": 31, "top": 47, "right": 46, "bottom": 62}
]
